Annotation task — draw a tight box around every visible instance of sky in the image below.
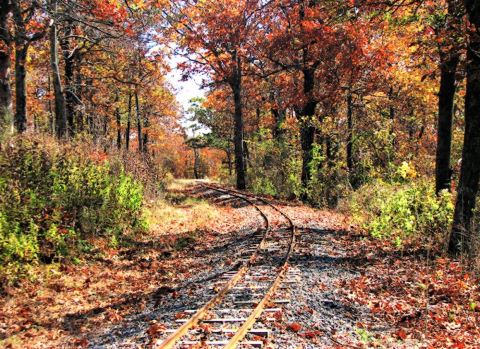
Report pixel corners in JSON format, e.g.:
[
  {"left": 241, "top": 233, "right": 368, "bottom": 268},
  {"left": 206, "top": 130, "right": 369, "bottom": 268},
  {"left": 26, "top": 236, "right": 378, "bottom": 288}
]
[
  {"left": 167, "top": 55, "right": 204, "bottom": 114},
  {"left": 167, "top": 55, "right": 206, "bottom": 136}
]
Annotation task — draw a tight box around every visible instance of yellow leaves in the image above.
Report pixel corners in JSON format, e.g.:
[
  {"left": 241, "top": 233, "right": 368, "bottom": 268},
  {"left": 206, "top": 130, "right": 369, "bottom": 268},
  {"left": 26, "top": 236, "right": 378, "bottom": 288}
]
[
  {"left": 397, "top": 162, "right": 417, "bottom": 180},
  {"left": 130, "top": 0, "right": 147, "bottom": 10}
]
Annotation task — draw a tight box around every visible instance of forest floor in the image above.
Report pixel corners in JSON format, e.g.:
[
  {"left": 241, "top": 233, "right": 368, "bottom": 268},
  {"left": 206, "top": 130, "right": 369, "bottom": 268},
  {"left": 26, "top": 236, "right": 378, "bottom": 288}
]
[{"left": 1, "top": 181, "right": 479, "bottom": 348}]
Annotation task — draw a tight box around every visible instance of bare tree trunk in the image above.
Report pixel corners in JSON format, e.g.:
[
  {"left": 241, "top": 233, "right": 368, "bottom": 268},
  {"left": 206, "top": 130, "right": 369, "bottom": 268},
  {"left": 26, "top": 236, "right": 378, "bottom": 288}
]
[
  {"left": 14, "top": 45, "right": 28, "bottom": 133},
  {"left": 125, "top": 92, "right": 131, "bottom": 151},
  {"left": 142, "top": 113, "right": 148, "bottom": 153},
  {"left": 435, "top": 55, "right": 459, "bottom": 194},
  {"left": 226, "top": 148, "right": 232, "bottom": 176},
  {"left": 299, "top": 67, "right": 317, "bottom": 200},
  {"left": 449, "top": 1, "right": 480, "bottom": 256},
  {"left": 388, "top": 86, "right": 396, "bottom": 158},
  {"left": 346, "top": 93, "right": 354, "bottom": 185},
  {"left": 47, "top": 74, "right": 54, "bottom": 134},
  {"left": 230, "top": 52, "right": 246, "bottom": 190},
  {"left": 435, "top": 0, "right": 462, "bottom": 195},
  {"left": 0, "top": 2, "right": 12, "bottom": 131},
  {"left": 11, "top": 1, "right": 44, "bottom": 134},
  {"left": 50, "top": 0, "right": 67, "bottom": 139},
  {"left": 75, "top": 54, "right": 83, "bottom": 131},
  {"left": 193, "top": 148, "right": 200, "bottom": 179},
  {"left": 0, "top": 48, "right": 11, "bottom": 116},
  {"left": 60, "top": 22, "right": 76, "bottom": 136},
  {"left": 243, "top": 140, "right": 249, "bottom": 172},
  {"left": 115, "top": 93, "right": 121, "bottom": 150},
  {"left": 135, "top": 91, "right": 142, "bottom": 153}
]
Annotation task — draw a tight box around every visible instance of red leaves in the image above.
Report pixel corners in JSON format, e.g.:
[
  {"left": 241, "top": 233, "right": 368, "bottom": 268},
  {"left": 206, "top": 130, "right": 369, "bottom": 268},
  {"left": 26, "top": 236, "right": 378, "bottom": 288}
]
[
  {"left": 91, "top": 0, "right": 128, "bottom": 26},
  {"left": 395, "top": 328, "right": 407, "bottom": 340},
  {"left": 302, "top": 330, "right": 323, "bottom": 339},
  {"left": 335, "top": 231, "right": 480, "bottom": 347},
  {"left": 106, "top": 309, "right": 123, "bottom": 323},
  {"left": 174, "top": 312, "right": 186, "bottom": 319},
  {"left": 73, "top": 338, "right": 89, "bottom": 348},
  {"left": 287, "top": 322, "right": 302, "bottom": 333},
  {"left": 147, "top": 322, "right": 166, "bottom": 339}
]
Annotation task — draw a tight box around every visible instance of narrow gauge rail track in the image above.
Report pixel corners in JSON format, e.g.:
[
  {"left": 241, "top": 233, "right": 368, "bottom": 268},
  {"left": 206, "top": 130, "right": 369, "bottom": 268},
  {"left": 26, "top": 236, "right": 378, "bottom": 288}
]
[{"left": 155, "top": 184, "right": 297, "bottom": 349}]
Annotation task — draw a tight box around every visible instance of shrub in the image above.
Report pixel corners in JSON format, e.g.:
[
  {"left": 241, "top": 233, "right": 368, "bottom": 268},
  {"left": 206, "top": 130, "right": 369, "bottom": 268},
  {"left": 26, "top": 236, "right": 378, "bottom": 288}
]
[
  {"left": 0, "top": 136, "right": 145, "bottom": 277},
  {"left": 346, "top": 179, "right": 454, "bottom": 246},
  {"left": 304, "top": 142, "right": 351, "bottom": 208},
  {"left": 247, "top": 132, "right": 302, "bottom": 199}
]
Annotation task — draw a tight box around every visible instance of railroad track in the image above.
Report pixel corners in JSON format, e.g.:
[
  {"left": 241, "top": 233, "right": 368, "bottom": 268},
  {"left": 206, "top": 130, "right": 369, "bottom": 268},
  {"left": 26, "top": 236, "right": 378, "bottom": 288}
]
[{"left": 154, "top": 184, "right": 297, "bottom": 349}]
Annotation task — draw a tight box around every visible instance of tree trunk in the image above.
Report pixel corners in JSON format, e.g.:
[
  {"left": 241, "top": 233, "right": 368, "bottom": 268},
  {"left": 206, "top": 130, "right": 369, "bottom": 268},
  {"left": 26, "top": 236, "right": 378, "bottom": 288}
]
[
  {"left": 115, "top": 95, "right": 121, "bottom": 150},
  {"left": 226, "top": 148, "right": 232, "bottom": 176},
  {"left": 125, "top": 92, "right": 131, "bottom": 151},
  {"left": 326, "top": 136, "right": 337, "bottom": 169},
  {"left": 74, "top": 54, "right": 83, "bottom": 131},
  {"left": 50, "top": 1, "right": 67, "bottom": 139},
  {"left": 230, "top": 54, "right": 246, "bottom": 190},
  {"left": 271, "top": 108, "right": 286, "bottom": 140},
  {"left": 346, "top": 93, "right": 354, "bottom": 184},
  {"left": 388, "top": 86, "right": 396, "bottom": 158},
  {"left": 135, "top": 91, "right": 142, "bottom": 153},
  {"left": 435, "top": 55, "right": 459, "bottom": 194},
  {"left": 449, "top": 2, "right": 480, "bottom": 256},
  {"left": 299, "top": 67, "right": 317, "bottom": 199},
  {"left": 102, "top": 115, "right": 108, "bottom": 151},
  {"left": 142, "top": 113, "right": 148, "bottom": 153},
  {"left": 243, "top": 140, "right": 249, "bottom": 172},
  {"left": 47, "top": 74, "right": 54, "bottom": 133},
  {"left": 0, "top": 3, "right": 12, "bottom": 129},
  {"left": 61, "top": 22, "right": 76, "bottom": 135},
  {"left": 14, "top": 45, "right": 28, "bottom": 133},
  {"left": 193, "top": 148, "right": 200, "bottom": 179},
  {"left": 300, "top": 117, "right": 315, "bottom": 187}
]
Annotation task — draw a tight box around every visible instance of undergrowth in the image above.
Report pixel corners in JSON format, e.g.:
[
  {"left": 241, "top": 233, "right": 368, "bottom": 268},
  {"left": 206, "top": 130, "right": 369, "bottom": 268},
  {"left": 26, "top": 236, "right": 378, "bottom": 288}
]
[
  {"left": 345, "top": 179, "right": 454, "bottom": 247},
  {"left": 0, "top": 136, "right": 146, "bottom": 286}
]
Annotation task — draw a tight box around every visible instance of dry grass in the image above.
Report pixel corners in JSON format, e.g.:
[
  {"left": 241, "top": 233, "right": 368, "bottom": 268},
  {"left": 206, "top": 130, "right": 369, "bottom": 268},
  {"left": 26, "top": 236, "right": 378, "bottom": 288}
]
[{"left": 143, "top": 180, "right": 218, "bottom": 236}]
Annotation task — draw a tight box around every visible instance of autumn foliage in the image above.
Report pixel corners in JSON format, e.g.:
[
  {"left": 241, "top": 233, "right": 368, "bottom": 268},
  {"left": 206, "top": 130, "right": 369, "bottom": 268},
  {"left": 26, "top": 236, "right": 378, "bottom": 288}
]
[{"left": 0, "top": 0, "right": 480, "bottom": 347}]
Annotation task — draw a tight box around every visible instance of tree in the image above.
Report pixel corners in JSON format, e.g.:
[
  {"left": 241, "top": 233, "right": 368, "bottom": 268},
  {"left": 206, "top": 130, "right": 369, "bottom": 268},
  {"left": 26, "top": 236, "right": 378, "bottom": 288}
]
[
  {"left": 189, "top": 96, "right": 236, "bottom": 174},
  {"left": 0, "top": 1, "right": 12, "bottom": 132},
  {"left": 167, "top": 0, "right": 267, "bottom": 189},
  {"left": 435, "top": 0, "right": 463, "bottom": 195},
  {"left": 186, "top": 136, "right": 209, "bottom": 179},
  {"left": 259, "top": 0, "right": 361, "bottom": 199},
  {"left": 261, "top": 0, "right": 323, "bottom": 196},
  {"left": 49, "top": 0, "right": 68, "bottom": 138},
  {"left": 449, "top": 0, "right": 480, "bottom": 256},
  {"left": 11, "top": 0, "right": 46, "bottom": 133}
]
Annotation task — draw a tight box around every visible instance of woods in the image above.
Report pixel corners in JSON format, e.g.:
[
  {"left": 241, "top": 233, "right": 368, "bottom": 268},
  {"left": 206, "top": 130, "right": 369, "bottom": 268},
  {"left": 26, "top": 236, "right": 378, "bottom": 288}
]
[
  {"left": 0, "top": 0, "right": 479, "bottom": 265},
  {"left": 0, "top": 0, "right": 480, "bottom": 347},
  {"left": 0, "top": 0, "right": 479, "bottom": 268}
]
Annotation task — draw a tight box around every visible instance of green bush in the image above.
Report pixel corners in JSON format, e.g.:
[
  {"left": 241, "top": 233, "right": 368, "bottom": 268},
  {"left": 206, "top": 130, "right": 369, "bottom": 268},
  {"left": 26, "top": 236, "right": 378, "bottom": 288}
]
[
  {"left": 347, "top": 179, "right": 454, "bottom": 245},
  {"left": 303, "top": 142, "right": 351, "bottom": 208},
  {"left": 247, "top": 131, "right": 302, "bottom": 198},
  {"left": 0, "top": 137, "right": 145, "bottom": 274}
]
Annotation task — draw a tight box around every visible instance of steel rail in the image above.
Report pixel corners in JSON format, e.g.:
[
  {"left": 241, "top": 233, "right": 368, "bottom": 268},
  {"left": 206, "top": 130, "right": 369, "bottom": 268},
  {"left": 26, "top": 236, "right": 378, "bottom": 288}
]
[
  {"left": 206, "top": 185, "right": 297, "bottom": 349},
  {"left": 155, "top": 185, "right": 270, "bottom": 349}
]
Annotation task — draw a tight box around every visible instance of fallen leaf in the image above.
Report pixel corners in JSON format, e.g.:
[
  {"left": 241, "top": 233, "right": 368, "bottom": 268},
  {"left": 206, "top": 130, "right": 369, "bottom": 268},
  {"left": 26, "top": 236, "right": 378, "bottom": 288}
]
[{"left": 287, "top": 322, "right": 302, "bottom": 333}]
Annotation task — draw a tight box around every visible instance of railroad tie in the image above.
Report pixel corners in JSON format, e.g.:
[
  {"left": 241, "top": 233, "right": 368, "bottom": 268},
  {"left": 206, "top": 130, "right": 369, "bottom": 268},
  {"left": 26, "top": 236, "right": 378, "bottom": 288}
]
[{"left": 177, "top": 340, "right": 264, "bottom": 347}]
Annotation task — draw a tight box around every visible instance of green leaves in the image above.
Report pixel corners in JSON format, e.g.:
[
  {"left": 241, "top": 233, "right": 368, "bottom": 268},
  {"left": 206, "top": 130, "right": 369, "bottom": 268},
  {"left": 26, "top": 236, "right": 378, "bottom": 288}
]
[
  {"left": 349, "top": 179, "right": 454, "bottom": 244},
  {"left": 0, "top": 137, "right": 146, "bottom": 282}
]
